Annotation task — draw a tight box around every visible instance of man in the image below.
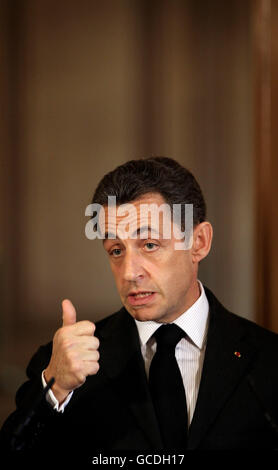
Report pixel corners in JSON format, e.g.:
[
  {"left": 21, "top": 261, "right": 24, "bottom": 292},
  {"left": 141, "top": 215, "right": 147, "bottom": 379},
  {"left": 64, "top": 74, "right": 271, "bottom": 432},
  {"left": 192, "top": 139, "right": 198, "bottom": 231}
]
[{"left": 1, "top": 156, "right": 278, "bottom": 456}]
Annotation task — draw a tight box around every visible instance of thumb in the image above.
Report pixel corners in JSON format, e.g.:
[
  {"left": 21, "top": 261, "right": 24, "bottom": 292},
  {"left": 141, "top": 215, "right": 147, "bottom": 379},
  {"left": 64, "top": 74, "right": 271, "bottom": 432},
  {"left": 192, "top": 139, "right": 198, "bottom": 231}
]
[{"left": 62, "top": 299, "right": 77, "bottom": 326}]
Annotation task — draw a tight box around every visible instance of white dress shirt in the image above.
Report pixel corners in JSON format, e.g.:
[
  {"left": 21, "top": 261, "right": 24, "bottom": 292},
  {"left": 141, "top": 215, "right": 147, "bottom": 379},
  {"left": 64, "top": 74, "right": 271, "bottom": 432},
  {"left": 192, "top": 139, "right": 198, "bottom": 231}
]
[
  {"left": 42, "top": 371, "right": 73, "bottom": 412},
  {"left": 43, "top": 280, "right": 209, "bottom": 423},
  {"left": 134, "top": 280, "right": 209, "bottom": 425}
]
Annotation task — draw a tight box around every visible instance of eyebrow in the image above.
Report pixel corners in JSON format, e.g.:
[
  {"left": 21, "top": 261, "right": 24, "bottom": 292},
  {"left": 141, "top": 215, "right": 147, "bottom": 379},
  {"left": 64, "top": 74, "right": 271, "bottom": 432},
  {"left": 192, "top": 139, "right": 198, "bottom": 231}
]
[
  {"left": 103, "top": 225, "right": 161, "bottom": 241},
  {"left": 138, "top": 225, "right": 160, "bottom": 237},
  {"left": 103, "top": 231, "right": 117, "bottom": 240}
]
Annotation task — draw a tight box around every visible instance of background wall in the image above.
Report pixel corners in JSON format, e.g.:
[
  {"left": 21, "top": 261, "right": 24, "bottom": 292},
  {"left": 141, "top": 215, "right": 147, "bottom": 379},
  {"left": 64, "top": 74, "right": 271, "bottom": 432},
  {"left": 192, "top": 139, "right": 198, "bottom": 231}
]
[{"left": 1, "top": 0, "right": 276, "bottom": 427}]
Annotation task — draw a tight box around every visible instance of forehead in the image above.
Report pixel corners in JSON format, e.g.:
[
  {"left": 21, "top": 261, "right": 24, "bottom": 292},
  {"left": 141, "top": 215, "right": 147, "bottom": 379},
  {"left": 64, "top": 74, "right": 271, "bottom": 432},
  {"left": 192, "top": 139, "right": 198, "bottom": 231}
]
[{"left": 102, "top": 192, "right": 170, "bottom": 238}]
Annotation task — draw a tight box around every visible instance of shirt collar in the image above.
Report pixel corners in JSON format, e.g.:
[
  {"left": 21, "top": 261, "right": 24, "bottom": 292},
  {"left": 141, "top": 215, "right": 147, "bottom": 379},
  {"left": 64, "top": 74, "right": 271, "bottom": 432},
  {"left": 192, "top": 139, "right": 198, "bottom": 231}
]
[{"left": 134, "top": 280, "right": 209, "bottom": 350}]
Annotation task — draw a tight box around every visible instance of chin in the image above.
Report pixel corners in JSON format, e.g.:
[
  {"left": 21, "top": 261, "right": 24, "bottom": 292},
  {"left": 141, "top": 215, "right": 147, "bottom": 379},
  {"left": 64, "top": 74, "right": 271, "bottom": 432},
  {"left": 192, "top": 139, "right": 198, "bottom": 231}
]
[{"left": 126, "top": 305, "right": 163, "bottom": 323}]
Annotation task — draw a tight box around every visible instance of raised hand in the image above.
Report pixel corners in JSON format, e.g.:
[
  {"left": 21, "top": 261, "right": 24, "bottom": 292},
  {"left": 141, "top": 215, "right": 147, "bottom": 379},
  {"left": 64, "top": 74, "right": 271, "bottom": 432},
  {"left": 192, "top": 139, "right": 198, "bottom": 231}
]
[{"left": 44, "top": 299, "right": 100, "bottom": 404}]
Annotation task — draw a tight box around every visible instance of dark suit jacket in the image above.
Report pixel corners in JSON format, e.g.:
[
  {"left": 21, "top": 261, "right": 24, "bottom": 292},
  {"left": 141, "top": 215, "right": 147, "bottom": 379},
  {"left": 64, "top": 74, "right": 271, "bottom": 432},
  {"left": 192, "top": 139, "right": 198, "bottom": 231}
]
[{"left": 1, "top": 287, "right": 278, "bottom": 457}]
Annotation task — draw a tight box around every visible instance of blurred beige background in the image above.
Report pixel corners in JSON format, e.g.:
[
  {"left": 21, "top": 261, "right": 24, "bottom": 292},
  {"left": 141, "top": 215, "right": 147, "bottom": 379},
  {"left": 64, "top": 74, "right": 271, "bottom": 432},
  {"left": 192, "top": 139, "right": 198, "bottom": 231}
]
[{"left": 1, "top": 0, "right": 278, "bottom": 427}]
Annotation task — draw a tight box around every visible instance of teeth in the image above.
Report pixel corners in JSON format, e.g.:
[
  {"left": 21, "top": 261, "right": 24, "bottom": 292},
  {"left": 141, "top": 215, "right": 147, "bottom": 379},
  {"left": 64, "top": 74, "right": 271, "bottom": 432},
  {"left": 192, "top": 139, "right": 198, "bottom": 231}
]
[{"left": 134, "top": 292, "right": 153, "bottom": 298}]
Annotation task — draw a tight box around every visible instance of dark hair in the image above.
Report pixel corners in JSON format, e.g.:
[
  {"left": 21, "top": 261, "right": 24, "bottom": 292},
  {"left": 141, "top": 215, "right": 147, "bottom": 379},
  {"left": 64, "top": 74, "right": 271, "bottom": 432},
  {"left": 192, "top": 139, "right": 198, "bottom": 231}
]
[{"left": 92, "top": 156, "right": 206, "bottom": 227}]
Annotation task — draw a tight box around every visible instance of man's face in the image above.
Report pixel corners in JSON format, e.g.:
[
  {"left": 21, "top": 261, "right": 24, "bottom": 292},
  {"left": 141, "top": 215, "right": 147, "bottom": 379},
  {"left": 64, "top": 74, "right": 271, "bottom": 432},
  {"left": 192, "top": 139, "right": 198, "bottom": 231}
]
[{"left": 103, "top": 192, "right": 199, "bottom": 323}]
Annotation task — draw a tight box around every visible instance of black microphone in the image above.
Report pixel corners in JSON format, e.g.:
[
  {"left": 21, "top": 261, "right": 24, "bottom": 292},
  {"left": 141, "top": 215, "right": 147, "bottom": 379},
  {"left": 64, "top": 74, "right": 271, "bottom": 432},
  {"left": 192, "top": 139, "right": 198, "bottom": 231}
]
[
  {"left": 10, "top": 376, "right": 55, "bottom": 451},
  {"left": 247, "top": 375, "right": 278, "bottom": 446}
]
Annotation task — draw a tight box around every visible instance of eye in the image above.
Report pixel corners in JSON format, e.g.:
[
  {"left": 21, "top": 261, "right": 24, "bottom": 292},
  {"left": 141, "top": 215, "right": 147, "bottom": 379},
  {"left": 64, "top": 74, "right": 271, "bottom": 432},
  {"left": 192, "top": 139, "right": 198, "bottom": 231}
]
[
  {"left": 109, "top": 248, "right": 122, "bottom": 257},
  {"left": 144, "top": 242, "right": 158, "bottom": 251}
]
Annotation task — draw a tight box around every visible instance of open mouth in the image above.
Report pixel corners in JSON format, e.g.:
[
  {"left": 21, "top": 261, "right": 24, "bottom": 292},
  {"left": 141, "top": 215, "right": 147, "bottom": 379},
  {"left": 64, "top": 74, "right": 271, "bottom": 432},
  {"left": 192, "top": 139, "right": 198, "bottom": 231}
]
[{"left": 127, "top": 291, "right": 156, "bottom": 306}]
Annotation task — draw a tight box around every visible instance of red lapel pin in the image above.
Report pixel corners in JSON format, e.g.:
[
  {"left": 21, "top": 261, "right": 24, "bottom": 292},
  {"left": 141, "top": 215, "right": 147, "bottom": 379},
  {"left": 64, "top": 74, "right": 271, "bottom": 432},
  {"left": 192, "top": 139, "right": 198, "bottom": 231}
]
[{"left": 234, "top": 351, "right": 241, "bottom": 358}]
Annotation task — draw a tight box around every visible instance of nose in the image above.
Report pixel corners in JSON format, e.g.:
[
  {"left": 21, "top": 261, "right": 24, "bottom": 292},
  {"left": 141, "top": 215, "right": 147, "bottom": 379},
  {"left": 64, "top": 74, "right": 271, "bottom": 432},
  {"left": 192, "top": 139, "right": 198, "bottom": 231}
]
[{"left": 122, "top": 249, "right": 144, "bottom": 282}]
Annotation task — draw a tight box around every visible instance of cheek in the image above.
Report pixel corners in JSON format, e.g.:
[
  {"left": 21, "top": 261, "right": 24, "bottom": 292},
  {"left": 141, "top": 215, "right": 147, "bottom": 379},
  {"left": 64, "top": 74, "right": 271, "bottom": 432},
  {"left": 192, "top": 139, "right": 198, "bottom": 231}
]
[
  {"left": 176, "top": 250, "right": 192, "bottom": 270},
  {"left": 110, "top": 263, "right": 129, "bottom": 296},
  {"left": 110, "top": 262, "right": 121, "bottom": 285},
  {"left": 163, "top": 253, "right": 193, "bottom": 285}
]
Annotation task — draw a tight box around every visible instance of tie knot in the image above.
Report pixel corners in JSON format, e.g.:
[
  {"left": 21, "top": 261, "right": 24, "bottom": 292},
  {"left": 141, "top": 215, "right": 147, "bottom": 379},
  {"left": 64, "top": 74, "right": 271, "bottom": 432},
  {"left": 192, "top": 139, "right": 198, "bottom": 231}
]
[{"left": 153, "top": 324, "right": 185, "bottom": 351}]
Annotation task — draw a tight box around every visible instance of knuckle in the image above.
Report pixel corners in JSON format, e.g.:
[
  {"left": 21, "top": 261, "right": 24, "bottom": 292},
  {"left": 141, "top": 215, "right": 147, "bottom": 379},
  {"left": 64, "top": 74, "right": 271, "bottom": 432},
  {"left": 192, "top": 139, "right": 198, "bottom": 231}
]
[
  {"left": 78, "top": 320, "right": 95, "bottom": 335},
  {"left": 67, "top": 350, "right": 76, "bottom": 363},
  {"left": 76, "top": 373, "right": 86, "bottom": 385},
  {"left": 87, "top": 321, "right": 96, "bottom": 334},
  {"left": 92, "top": 350, "right": 99, "bottom": 361},
  {"left": 67, "top": 352, "right": 79, "bottom": 370},
  {"left": 94, "top": 350, "right": 100, "bottom": 361},
  {"left": 85, "top": 319, "right": 95, "bottom": 329},
  {"left": 71, "top": 360, "right": 82, "bottom": 375},
  {"left": 89, "top": 362, "right": 99, "bottom": 375},
  {"left": 61, "top": 337, "right": 73, "bottom": 350}
]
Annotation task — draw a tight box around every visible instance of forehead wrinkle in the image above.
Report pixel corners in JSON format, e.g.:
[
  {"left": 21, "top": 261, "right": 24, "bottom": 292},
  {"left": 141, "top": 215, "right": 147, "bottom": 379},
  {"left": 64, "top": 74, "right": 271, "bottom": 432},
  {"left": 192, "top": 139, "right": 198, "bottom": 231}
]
[
  {"left": 103, "top": 202, "right": 165, "bottom": 239},
  {"left": 136, "top": 225, "right": 161, "bottom": 238},
  {"left": 103, "top": 225, "right": 161, "bottom": 243}
]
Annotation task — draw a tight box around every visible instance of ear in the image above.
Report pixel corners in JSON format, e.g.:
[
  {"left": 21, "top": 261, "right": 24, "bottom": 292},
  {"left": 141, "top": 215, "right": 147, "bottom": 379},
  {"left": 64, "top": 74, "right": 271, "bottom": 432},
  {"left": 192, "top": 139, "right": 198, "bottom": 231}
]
[{"left": 191, "top": 222, "right": 213, "bottom": 264}]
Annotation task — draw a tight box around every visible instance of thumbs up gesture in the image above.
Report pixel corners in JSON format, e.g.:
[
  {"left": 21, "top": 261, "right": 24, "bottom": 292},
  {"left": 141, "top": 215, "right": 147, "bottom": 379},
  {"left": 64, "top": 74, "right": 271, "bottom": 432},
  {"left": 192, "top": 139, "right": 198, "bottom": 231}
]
[{"left": 44, "top": 300, "right": 100, "bottom": 404}]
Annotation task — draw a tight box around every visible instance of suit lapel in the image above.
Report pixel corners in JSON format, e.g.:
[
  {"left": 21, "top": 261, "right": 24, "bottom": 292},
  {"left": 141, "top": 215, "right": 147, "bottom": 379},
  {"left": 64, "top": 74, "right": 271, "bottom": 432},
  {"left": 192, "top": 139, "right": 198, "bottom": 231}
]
[
  {"left": 188, "top": 288, "right": 258, "bottom": 449},
  {"left": 95, "top": 290, "right": 258, "bottom": 450},
  {"left": 97, "top": 308, "right": 163, "bottom": 449}
]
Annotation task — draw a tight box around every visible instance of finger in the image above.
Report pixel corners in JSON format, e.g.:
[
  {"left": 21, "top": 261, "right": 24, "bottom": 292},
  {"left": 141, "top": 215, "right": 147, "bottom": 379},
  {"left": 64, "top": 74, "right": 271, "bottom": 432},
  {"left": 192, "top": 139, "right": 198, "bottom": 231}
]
[
  {"left": 84, "top": 361, "right": 100, "bottom": 376},
  {"left": 73, "top": 320, "right": 96, "bottom": 337},
  {"left": 73, "top": 335, "right": 99, "bottom": 350},
  {"left": 81, "top": 350, "right": 100, "bottom": 361},
  {"left": 62, "top": 299, "right": 77, "bottom": 326}
]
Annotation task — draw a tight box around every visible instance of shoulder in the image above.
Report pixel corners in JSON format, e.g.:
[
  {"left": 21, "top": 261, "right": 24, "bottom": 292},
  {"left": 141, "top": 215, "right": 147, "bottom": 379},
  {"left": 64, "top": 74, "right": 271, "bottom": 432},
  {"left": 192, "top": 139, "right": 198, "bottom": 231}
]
[
  {"left": 204, "top": 285, "right": 278, "bottom": 348},
  {"left": 95, "top": 306, "right": 127, "bottom": 329},
  {"left": 94, "top": 305, "right": 135, "bottom": 337},
  {"left": 226, "top": 310, "right": 278, "bottom": 352}
]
